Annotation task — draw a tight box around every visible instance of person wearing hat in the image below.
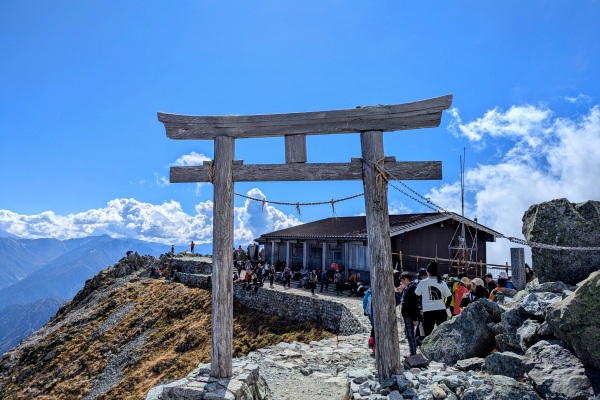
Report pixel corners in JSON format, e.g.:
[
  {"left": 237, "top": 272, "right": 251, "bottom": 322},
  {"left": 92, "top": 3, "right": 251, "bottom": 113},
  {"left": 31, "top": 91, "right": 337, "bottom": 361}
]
[
  {"left": 460, "top": 277, "right": 489, "bottom": 309},
  {"left": 453, "top": 277, "right": 471, "bottom": 316},
  {"left": 414, "top": 262, "right": 452, "bottom": 337},
  {"left": 490, "top": 273, "right": 509, "bottom": 302}
]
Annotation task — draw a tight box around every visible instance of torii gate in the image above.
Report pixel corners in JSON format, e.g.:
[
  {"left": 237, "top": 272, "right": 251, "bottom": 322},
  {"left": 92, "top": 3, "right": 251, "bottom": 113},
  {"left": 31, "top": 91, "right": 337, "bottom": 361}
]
[{"left": 157, "top": 94, "right": 452, "bottom": 381}]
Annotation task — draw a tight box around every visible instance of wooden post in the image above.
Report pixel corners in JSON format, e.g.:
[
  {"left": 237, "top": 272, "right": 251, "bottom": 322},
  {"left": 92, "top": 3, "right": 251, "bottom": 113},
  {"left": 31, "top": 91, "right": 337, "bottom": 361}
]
[
  {"left": 361, "top": 130, "right": 401, "bottom": 380},
  {"left": 211, "top": 136, "right": 234, "bottom": 378}
]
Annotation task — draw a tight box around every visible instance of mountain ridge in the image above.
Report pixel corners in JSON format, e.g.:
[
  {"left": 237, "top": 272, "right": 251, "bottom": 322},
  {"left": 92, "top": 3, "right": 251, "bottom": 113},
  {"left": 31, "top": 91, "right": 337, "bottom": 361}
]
[{"left": 0, "top": 253, "right": 330, "bottom": 399}]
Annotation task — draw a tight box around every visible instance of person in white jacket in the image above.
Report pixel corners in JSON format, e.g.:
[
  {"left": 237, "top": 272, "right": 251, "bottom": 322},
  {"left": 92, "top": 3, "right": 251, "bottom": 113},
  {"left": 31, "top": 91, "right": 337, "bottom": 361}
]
[{"left": 414, "top": 262, "right": 452, "bottom": 337}]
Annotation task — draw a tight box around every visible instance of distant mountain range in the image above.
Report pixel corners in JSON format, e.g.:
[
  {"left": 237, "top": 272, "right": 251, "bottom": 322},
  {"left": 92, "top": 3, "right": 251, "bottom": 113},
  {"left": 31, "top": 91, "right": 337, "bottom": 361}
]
[{"left": 0, "top": 235, "right": 171, "bottom": 354}]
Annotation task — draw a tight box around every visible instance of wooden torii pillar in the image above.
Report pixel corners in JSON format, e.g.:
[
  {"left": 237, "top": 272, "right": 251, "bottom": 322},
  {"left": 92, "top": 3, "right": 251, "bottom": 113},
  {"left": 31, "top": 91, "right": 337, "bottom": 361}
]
[{"left": 157, "top": 94, "right": 452, "bottom": 381}]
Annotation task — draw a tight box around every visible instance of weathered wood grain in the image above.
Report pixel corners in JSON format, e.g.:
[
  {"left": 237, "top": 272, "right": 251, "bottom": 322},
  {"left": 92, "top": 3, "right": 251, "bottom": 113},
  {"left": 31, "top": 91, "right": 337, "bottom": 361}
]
[
  {"left": 360, "top": 130, "right": 402, "bottom": 380},
  {"left": 170, "top": 161, "right": 442, "bottom": 182},
  {"left": 285, "top": 134, "right": 307, "bottom": 163},
  {"left": 211, "top": 136, "right": 234, "bottom": 378},
  {"left": 158, "top": 95, "right": 453, "bottom": 140}
]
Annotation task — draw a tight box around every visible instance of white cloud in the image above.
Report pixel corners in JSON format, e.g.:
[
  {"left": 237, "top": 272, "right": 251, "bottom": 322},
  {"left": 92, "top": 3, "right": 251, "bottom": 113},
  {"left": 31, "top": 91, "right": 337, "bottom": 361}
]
[
  {"left": 452, "top": 105, "right": 551, "bottom": 144},
  {"left": 173, "top": 151, "right": 212, "bottom": 166},
  {"left": 0, "top": 188, "right": 301, "bottom": 250},
  {"left": 437, "top": 104, "right": 600, "bottom": 266},
  {"left": 564, "top": 93, "right": 592, "bottom": 104},
  {"left": 233, "top": 188, "right": 301, "bottom": 245},
  {"left": 154, "top": 152, "right": 213, "bottom": 191}
]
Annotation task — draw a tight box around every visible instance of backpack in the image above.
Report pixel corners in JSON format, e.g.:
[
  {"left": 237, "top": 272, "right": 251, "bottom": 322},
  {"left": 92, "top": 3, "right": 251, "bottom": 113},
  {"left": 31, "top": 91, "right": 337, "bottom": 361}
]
[{"left": 362, "top": 289, "right": 372, "bottom": 314}]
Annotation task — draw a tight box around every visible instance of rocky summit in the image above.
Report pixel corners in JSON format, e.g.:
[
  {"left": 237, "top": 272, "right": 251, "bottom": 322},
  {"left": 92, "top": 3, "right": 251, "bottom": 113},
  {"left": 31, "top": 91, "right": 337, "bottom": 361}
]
[{"left": 1, "top": 198, "right": 600, "bottom": 400}]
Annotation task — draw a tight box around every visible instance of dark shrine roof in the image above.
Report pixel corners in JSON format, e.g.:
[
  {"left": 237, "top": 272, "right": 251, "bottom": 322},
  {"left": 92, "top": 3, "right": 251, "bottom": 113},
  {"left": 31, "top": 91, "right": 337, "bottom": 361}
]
[{"left": 255, "top": 212, "right": 501, "bottom": 243}]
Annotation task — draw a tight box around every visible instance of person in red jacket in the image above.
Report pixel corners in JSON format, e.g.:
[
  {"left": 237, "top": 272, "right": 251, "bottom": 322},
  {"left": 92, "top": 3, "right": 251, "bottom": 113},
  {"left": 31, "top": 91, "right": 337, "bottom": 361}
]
[{"left": 453, "top": 277, "right": 470, "bottom": 315}]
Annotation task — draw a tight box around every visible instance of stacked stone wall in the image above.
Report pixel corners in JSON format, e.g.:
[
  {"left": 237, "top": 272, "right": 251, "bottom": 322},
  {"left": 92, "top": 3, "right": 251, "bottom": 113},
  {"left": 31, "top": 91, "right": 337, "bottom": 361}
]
[
  {"left": 174, "top": 271, "right": 365, "bottom": 335},
  {"left": 170, "top": 256, "right": 213, "bottom": 274},
  {"left": 177, "top": 272, "right": 211, "bottom": 289},
  {"left": 232, "top": 283, "right": 365, "bottom": 335}
]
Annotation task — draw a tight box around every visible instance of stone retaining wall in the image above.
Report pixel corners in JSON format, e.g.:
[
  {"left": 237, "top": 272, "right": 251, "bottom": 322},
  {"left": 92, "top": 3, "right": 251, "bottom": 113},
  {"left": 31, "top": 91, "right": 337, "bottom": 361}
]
[
  {"left": 233, "top": 283, "right": 365, "bottom": 335},
  {"left": 175, "top": 272, "right": 365, "bottom": 335},
  {"left": 170, "top": 256, "right": 213, "bottom": 275},
  {"left": 146, "top": 361, "right": 269, "bottom": 400},
  {"left": 177, "top": 272, "right": 211, "bottom": 289}
]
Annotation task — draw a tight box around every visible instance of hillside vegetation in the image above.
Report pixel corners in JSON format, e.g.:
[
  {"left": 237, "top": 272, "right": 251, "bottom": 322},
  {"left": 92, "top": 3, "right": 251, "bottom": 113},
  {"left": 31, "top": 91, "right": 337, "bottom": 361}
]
[{"left": 0, "top": 254, "right": 331, "bottom": 400}]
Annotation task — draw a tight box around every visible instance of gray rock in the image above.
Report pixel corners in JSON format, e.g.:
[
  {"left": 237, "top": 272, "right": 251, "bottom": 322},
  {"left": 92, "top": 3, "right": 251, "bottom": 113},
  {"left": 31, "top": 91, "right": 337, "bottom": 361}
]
[
  {"left": 454, "top": 358, "right": 484, "bottom": 372},
  {"left": 388, "top": 390, "right": 404, "bottom": 400},
  {"left": 537, "top": 321, "right": 553, "bottom": 336},
  {"left": 516, "top": 319, "right": 542, "bottom": 351},
  {"left": 421, "top": 300, "right": 503, "bottom": 365},
  {"left": 496, "top": 307, "right": 526, "bottom": 353},
  {"left": 545, "top": 270, "right": 600, "bottom": 368},
  {"left": 524, "top": 340, "right": 593, "bottom": 400},
  {"left": 520, "top": 291, "right": 562, "bottom": 318},
  {"left": 522, "top": 198, "right": 600, "bottom": 285},
  {"left": 461, "top": 375, "right": 541, "bottom": 400},
  {"left": 525, "top": 281, "right": 573, "bottom": 294},
  {"left": 484, "top": 351, "right": 526, "bottom": 380}
]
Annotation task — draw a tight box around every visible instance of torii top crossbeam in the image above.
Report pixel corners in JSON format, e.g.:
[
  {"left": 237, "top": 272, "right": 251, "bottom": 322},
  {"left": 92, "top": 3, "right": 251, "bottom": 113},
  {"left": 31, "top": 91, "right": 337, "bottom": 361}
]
[
  {"left": 158, "top": 95, "right": 452, "bottom": 139},
  {"left": 157, "top": 94, "right": 452, "bottom": 382}
]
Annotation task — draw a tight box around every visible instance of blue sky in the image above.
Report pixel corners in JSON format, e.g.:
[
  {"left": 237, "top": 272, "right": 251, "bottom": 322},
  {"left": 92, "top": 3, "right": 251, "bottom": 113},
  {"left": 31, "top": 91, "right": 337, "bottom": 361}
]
[{"left": 1, "top": 1, "right": 599, "bottom": 265}]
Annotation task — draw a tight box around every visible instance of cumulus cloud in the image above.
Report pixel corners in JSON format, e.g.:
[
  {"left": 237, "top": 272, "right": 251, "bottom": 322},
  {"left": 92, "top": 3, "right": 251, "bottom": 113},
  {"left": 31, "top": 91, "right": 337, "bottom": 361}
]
[
  {"left": 437, "top": 104, "right": 600, "bottom": 265},
  {"left": 233, "top": 188, "right": 301, "bottom": 245},
  {"left": 173, "top": 152, "right": 212, "bottom": 166},
  {"left": 0, "top": 189, "right": 301, "bottom": 249}
]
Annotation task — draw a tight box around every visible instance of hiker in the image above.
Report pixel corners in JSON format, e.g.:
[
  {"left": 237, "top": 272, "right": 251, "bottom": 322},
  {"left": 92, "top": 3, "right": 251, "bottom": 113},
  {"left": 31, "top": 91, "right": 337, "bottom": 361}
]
[
  {"left": 460, "top": 277, "right": 489, "bottom": 309},
  {"left": 490, "top": 272, "right": 510, "bottom": 301},
  {"left": 320, "top": 270, "right": 330, "bottom": 292},
  {"left": 398, "top": 272, "right": 419, "bottom": 357},
  {"left": 414, "top": 262, "right": 452, "bottom": 337},
  {"left": 446, "top": 273, "right": 465, "bottom": 316},
  {"left": 171, "top": 244, "right": 174, "bottom": 254},
  {"left": 453, "top": 277, "right": 470, "bottom": 316},
  {"left": 348, "top": 273, "right": 360, "bottom": 296},
  {"left": 368, "top": 329, "right": 376, "bottom": 357},
  {"left": 268, "top": 267, "right": 275, "bottom": 288},
  {"left": 484, "top": 273, "right": 497, "bottom": 293},
  {"left": 309, "top": 270, "right": 318, "bottom": 295},
  {"left": 334, "top": 270, "right": 343, "bottom": 295},
  {"left": 362, "top": 287, "right": 373, "bottom": 329},
  {"left": 282, "top": 265, "right": 292, "bottom": 288},
  {"left": 190, "top": 241, "right": 195, "bottom": 253}
]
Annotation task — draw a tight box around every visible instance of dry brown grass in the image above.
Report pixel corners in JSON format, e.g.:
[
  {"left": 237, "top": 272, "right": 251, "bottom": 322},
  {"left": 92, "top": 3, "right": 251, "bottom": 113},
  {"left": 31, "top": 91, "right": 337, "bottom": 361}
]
[{"left": 0, "top": 279, "right": 332, "bottom": 400}]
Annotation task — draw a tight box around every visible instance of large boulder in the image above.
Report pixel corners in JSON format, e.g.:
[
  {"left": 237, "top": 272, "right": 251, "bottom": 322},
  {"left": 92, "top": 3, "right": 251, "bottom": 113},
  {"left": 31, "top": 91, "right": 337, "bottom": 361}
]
[
  {"left": 545, "top": 270, "right": 600, "bottom": 368},
  {"left": 495, "top": 307, "right": 527, "bottom": 353},
  {"left": 484, "top": 351, "right": 526, "bottom": 380},
  {"left": 461, "top": 375, "right": 542, "bottom": 400},
  {"left": 522, "top": 198, "right": 600, "bottom": 285},
  {"left": 524, "top": 340, "right": 594, "bottom": 400},
  {"left": 420, "top": 299, "right": 503, "bottom": 365}
]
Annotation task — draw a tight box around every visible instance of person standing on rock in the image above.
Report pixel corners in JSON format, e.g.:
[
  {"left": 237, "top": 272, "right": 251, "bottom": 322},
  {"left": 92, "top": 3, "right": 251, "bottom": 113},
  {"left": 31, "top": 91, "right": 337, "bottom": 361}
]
[
  {"left": 190, "top": 241, "right": 195, "bottom": 253},
  {"left": 414, "top": 262, "right": 452, "bottom": 337}
]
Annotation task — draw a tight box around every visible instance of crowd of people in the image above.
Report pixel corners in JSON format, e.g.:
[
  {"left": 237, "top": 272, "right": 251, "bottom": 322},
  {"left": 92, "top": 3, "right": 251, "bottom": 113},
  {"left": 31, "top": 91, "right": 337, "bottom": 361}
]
[{"left": 377, "top": 262, "right": 520, "bottom": 359}]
